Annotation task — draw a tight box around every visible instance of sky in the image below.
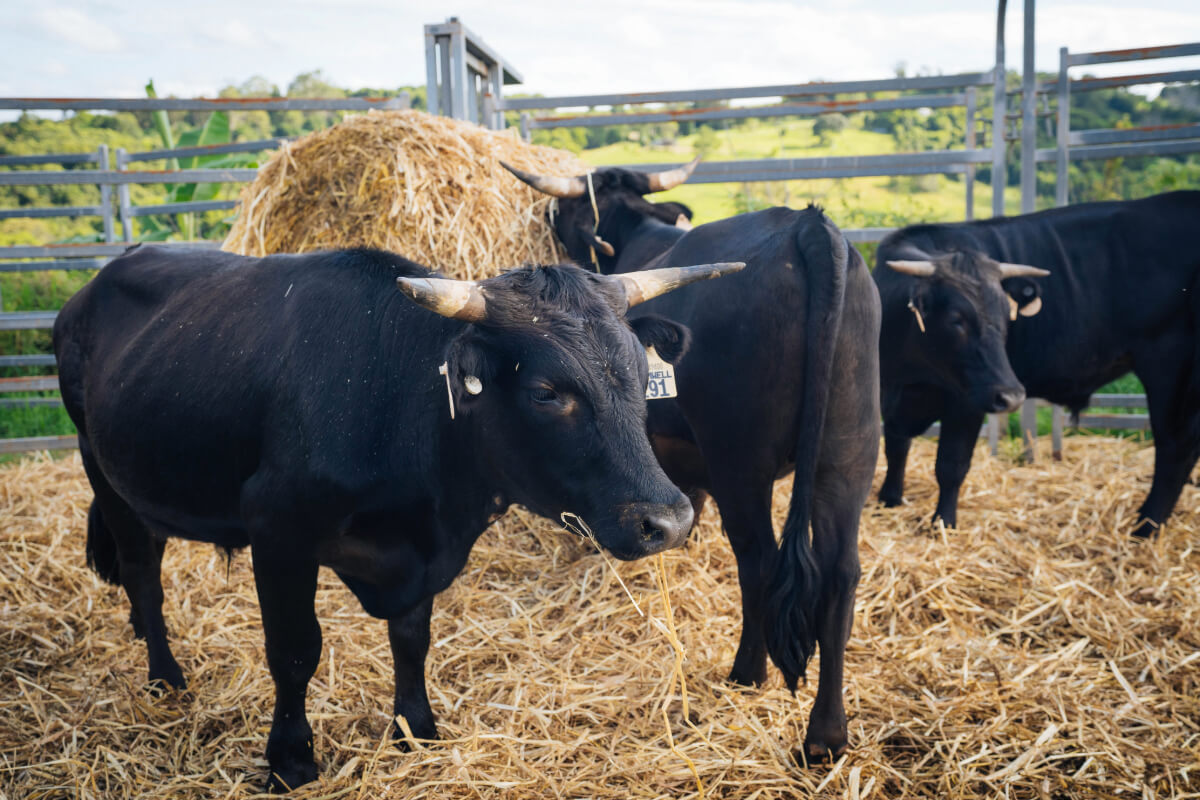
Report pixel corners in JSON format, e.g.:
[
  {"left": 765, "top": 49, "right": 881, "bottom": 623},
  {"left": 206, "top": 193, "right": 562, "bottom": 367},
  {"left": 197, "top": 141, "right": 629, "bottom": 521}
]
[{"left": 2, "top": 0, "right": 1198, "bottom": 103}]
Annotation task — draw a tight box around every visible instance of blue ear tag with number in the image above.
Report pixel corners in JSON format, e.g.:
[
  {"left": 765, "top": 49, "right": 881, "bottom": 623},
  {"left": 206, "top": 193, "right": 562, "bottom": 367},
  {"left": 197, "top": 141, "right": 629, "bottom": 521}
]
[{"left": 644, "top": 346, "right": 678, "bottom": 400}]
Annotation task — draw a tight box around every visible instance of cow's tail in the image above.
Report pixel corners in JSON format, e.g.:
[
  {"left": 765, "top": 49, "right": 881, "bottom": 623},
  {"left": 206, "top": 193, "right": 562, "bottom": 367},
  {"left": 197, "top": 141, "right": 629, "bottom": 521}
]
[
  {"left": 764, "top": 210, "right": 848, "bottom": 692},
  {"left": 86, "top": 501, "right": 122, "bottom": 586}
]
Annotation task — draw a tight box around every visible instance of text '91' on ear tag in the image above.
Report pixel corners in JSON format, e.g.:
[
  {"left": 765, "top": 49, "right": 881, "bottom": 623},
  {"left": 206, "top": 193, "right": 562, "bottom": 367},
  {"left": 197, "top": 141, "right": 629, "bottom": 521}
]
[{"left": 645, "top": 346, "right": 678, "bottom": 400}]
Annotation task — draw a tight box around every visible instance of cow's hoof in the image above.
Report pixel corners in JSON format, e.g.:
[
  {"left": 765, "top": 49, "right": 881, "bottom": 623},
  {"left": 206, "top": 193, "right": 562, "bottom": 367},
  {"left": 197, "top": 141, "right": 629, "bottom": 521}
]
[
  {"left": 148, "top": 662, "right": 187, "bottom": 693},
  {"left": 266, "top": 760, "right": 319, "bottom": 793},
  {"left": 390, "top": 716, "right": 438, "bottom": 751},
  {"left": 797, "top": 737, "right": 849, "bottom": 767},
  {"left": 1130, "top": 519, "right": 1159, "bottom": 539},
  {"left": 878, "top": 489, "right": 903, "bottom": 508}
]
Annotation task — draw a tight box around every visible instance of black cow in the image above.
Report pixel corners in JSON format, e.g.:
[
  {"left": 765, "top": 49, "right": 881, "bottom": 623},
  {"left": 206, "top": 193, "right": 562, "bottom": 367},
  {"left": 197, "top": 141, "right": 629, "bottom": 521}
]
[
  {"left": 504, "top": 161, "right": 881, "bottom": 762},
  {"left": 53, "top": 245, "right": 742, "bottom": 791},
  {"left": 874, "top": 190, "right": 1200, "bottom": 536}
]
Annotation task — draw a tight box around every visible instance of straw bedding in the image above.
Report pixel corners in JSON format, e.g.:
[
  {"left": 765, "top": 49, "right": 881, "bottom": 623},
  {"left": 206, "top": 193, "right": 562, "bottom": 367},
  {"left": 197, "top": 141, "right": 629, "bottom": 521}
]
[
  {"left": 2, "top": 435, "right": 1197, "bottom": 799},
  {"left": 222, "top": 110, "right": 588, "bottom": 279}
]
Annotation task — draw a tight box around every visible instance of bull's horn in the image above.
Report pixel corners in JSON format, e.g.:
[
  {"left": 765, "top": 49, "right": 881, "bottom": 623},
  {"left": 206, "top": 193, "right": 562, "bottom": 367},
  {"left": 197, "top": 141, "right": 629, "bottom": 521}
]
[
  {"left": 396, "top": 276, "right": 487, "bottom": 322},
  {"left": 593, "top": 235, "right": 615, "bottom": 257},
  {"left": 1018, "top": 295, "right": 1043, "bottom": 317},
  {"left": 646, "top": 157, "right": 700, "bottom": 193},
  {"left": 887, "top": 260, "right": 937, "bottom": 277},
  {"left": 614, "top": 262, "right": 746, "bottom": 308},
  {"left": 499, "top": 161, "right": 586, "bottom": 198},
  {"left": 997, "top": 262, "right": 1050, "bottom": 278}
]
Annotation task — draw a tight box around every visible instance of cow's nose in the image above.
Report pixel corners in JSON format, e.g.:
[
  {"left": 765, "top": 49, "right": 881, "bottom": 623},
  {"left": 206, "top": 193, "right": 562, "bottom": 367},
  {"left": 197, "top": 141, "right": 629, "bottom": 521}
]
[
  {"left": 641, "top": 503, "right": 693, "bottom": 551},
  {"left": 992, "top": 387, "right": 1025, "bottom": 413}
]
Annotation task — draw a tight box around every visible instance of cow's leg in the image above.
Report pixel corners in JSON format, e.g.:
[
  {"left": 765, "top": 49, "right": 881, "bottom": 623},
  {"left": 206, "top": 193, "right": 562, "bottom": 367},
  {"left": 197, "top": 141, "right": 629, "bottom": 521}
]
[
  {"left": 1131, "top": 352, "right": 1200, "bottom": 537},
  {"left": 879, "top": 385, "right": 944, "bottom": 508},
  {"left": 388, "top": 596, "right": 438, "bottom": 747},
  {"left": 253, "top": 545, "right": 322, "bottom": 792},
  {"left": 802, "top": 467, "right": 869, "bottom": 762},
  {"left": 708, "top": 480, "right": 775, "bottom": 686},
  {"left": 79, "top": 445, "right": 184, "bottom": 690},
  {"left": 932, "top": 406, "right": 985, "bottom": 528}
]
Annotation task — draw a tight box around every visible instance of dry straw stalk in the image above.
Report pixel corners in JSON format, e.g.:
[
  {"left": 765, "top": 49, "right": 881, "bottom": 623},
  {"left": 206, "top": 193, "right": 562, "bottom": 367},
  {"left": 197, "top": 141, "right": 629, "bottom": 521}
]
[
  {"left": 3, "top": 436, "right": 1198, "bottom": 798},
  {"left": 223, "top": 110, "right": 589, "bottom": 280}
]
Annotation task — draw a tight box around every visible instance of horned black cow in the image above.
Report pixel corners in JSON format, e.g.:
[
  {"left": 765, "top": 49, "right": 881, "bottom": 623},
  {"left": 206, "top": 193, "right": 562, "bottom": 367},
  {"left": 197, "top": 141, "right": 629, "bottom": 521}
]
[
  {"left": 53, "top": 244, "right": 742, "bottom": 791},
  {"left": 504, "top": 160, "right": 881, "bottom": 762},
  {"left": 875, "top": 190, "right": 1200, "bottom": 536}
]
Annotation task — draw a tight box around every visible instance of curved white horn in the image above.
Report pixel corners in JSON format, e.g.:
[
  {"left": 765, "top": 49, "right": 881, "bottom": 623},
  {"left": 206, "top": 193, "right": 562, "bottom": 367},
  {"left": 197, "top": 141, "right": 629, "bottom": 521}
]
[
  {"left": 613, "top": 262, "right": 745, "bottom": 308},
  {"left": 499, "top": 161, "right": 586, "bottom": 198},
  {"left": 887, "top": 260, "right": 937, "bottom": 277},
  {"left": 396, "top": 276, "right": 487, "bottom": 322},
  {"left": 646, "top": 157, "right": 700, "bottom": 192},
  {"left": 997, "top": 262, "right": 1051, "bottom": 279}
]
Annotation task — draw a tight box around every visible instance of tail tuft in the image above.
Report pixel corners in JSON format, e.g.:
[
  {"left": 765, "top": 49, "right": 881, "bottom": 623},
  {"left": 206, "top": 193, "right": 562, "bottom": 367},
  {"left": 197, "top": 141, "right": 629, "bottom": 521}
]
[{"left": 86, "top": 501, "right": 122, "bottom": 585}]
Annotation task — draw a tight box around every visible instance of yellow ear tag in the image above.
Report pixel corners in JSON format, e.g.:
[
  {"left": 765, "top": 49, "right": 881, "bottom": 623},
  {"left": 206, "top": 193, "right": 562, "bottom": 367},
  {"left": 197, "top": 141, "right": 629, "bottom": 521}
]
[{"left": 645, "top": 347, "right": 678, "bottom": 400}]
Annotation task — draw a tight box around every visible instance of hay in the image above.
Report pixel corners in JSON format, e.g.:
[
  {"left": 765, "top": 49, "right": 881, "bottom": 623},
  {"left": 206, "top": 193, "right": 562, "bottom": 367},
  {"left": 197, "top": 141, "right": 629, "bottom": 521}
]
[
  {"left": 222, "top": 110, "right": 588, "bottom": 280},
  {"left": 2, "top": 436, "right": 1199, "bottom": 799}
]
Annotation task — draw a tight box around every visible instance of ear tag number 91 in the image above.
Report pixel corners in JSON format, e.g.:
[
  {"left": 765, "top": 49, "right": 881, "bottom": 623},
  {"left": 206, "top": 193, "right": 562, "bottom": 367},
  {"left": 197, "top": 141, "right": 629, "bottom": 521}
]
[{"left": 645, "top": 346, "right": 678, "bottom": 400}]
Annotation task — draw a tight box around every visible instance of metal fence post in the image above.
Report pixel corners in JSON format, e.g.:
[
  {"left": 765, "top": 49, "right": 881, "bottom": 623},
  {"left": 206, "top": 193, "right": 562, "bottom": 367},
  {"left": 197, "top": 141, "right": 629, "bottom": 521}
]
[
  {"left": 487, "top": 61, "right": 505, "bottom": 129},
  {"left": 424, "top": 29, "right": 440, "bottom": 116},
  {"left": 520, "top": 112, "right": 531, "bottom": 142},
  {"left": 115, "top": 148, "right": 133, "bottom": 242},
  {"left": 96, "top": 144, "right": 114, "bottom": 243},
  {"left": 988, "top": 0, "right": 1008, "bottom": 456},
  {"left": 965, "top": 86, "right": 976, "bottom": 222},
  {"left": 450, "top": 27, "right": 469, "bottom": 120},
  {"left": 1019, "top": 0, "right": 1038, "bottom": 462},
  {"left": 1055, "top": 47, "right": 1070, "bottom": 206}
]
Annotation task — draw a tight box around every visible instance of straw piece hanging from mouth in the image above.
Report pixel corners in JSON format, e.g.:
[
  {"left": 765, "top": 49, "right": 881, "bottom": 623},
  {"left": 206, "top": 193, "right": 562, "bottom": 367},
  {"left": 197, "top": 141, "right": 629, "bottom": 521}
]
[{"left": 559, "top": 512, "right": 644, "bottom": 616}]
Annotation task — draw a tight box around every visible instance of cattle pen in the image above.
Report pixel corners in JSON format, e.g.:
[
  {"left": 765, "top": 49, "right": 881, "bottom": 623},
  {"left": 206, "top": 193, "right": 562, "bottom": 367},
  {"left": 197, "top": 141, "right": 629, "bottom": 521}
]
[{"left": 2, "top": 2, "right": 1200, "bottom": 799}]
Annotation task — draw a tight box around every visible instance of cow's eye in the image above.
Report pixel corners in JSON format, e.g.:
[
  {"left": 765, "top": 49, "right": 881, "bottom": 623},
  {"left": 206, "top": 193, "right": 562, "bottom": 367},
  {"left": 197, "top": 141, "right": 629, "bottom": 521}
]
[
  {"left": 946, "top": 311, "right": 966, "bottom": 329},
  {"left": 531, "top": 386, "right": 560, "bottom": 405}
]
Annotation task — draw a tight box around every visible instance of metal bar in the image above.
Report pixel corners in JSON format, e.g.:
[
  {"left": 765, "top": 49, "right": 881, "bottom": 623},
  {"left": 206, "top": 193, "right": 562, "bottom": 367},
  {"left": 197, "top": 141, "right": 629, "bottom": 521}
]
[
  {"left": 0, "top": 355, "right": 57, "bottom": 367},
  {"left": 965, "top": 87, "right": 976, "bottom": 221},
  {"left": 0, "top": 168, "right": 260, "bottom": 186},
  {"left": 1066, "top": 42, "right": 1200, "bottom": 67},
  {"left": 0, "top": 376, "right": 59, "bottom": 393},
  {"left": 131, "top": 200, "right": 238, "bottom": 217},
  {"left": 1056, "top": 47, "right": 1070, "bottom": 208},
  {"left": 1035, "top": 138, "right": 1200, "bottom": 162},
  {"left": 0, "top": 97, "right": 409, "bottom": 112},
  {"left": 0, "top": 241, "right": 221, "bottom": 259},
  {"left": 124, "top": 138, "right": 286, "bottom": 163},
  {"left": 0, "top": 259, "right": 107, "bottom": 273},
  {"left": 438, "top": 38, "right": 453, "bottom": 118},
  {"left": 0, "top": 206, "right": 104, "bottom": 220},
  {"left": 499, "top": 71, "right": 995, "bottom": 111},
  {"left": 0, "top": 398, "right": 63, "bottom": 408},
  {"left": 1020, "top": 398, "right": 1038, "bottom": 460},
  {"left": 488, "top": 60, "right": 505, "bottom": 129},
  {"left": 519, "top": 112, "right": 531, "bottom": 142},
  {"left": 1051, "top": 405, "right": 1064, "bottom": 459},
  {"left": 1019, "top": 0, "right": 1037, "bottom": 463},
  {"left": 116, "top": 148, "right": 133, "bottom": 241},
  {"left": 988, "top": 414, "right": 1000, "bottom": 455},
  {"left": 530, "top": 94, "right": 968, "bottom": 129},
  {"left": 0, "top": 435, "right": 78, "bottom": 454},
  {"left": 450, "top": 27, "right": 470, "bottom": 120},
  {"left": 1075, "top": 413, "right": 1151, "bottom": 429},
  {"left": 0, "top": 311, "right": 58, "bottom": 330},
  {"left": 0, "top": 152, "right": 98, "bottom": 167},
  {"left": 1069, "top": 122, "right": 1200, "bottom": 146},
  {"left": 1085, "top": 393, "right": 1148, "bottom": 407},
  {"left": 98, "top": 144, "right": 114, "bottom": 243},
  {"left": 1070, "top": 68, "right": 1200, "bottom": 93},
  {"left": 424, "top": 29, "right": 441, "bottom": 116},
  {"left": 992, "top": 0, "right": 1007, "bottom": 221},
  {"left": 842, "top": 227, "right": 897, "bottom": 243}
]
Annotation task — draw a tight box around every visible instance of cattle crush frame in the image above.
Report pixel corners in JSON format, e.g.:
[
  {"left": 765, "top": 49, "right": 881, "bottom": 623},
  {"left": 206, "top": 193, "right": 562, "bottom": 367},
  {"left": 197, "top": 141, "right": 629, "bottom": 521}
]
[{"left": 1, "top": 4, "right": 1198, "bottom": 455}]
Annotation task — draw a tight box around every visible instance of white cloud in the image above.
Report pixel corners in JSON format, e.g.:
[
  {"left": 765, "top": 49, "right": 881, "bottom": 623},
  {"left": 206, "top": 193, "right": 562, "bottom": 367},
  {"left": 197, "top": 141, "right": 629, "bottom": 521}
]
[{"left": 33, "top": 7, "right": 125, "bottom": 53}]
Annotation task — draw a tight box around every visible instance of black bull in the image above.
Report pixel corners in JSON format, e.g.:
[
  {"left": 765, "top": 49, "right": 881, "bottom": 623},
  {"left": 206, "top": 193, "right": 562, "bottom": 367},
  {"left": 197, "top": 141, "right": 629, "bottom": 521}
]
[
  {"left": 53, "top": 245, "right": 741, "bottom": 790},
  {"left": 504, "top": 161, "right": 881, "bottom": 761},
  {"left": 875, "top": 190, "right": 1200, "bottom": 537}
]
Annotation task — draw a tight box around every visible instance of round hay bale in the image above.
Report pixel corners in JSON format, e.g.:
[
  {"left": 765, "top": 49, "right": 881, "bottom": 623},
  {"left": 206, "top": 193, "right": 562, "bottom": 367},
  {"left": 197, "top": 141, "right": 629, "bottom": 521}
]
[{"left": 222, "top": 110, "right": 588, "bottom": 280}]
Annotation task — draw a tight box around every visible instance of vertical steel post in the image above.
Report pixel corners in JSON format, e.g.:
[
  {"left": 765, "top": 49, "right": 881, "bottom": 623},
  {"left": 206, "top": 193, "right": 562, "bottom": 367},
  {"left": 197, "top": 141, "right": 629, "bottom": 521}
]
[
  {"left": 488, "top": 62, "right": 504, "bottom": 129},
  {"left": 988, "top": 0, "right": 1008, "bottom": 455},
  {"left": 1055, "top": 47, "right": 1070, "bottom": 207},
  {"left": 438, "top": 38, "right": 453, "bottom": 119},
  {"left": 965, "top": 87, "right": 976, "bottom": 222},
  {"left": 96, "top": 144, "right": 114, "bottom": 243},
  {"left": 1019, "top": 0, "right": 1038, "bottom": 462},
  {"left": 520, "top": 113, "right": 531, "bottom": 142},
  {"left": 424, "top": 29, "right": 440, "bottom": 116},
  {"left": 115, "top": 148, "right": 133, "bottom": 242},
  {"left": 450, "top": 28, "right": 470, "bottom": 120}
]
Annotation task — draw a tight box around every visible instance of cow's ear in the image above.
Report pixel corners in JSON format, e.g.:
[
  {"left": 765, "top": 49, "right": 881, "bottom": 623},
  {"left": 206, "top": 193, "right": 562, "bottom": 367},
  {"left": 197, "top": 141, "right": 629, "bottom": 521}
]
[
  {"left": 444, "top": 333, "right": 501, "bottom": 412},
  {"left": 1002, "top": 277, "right": 1042, "bottom": 317},
  {"left": 630, "top": 315, "right": 691, "bottom": 364}
]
